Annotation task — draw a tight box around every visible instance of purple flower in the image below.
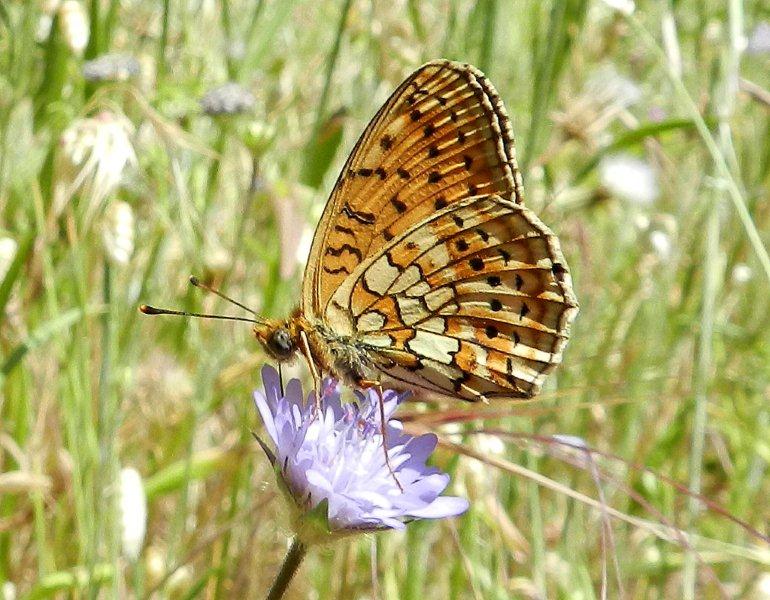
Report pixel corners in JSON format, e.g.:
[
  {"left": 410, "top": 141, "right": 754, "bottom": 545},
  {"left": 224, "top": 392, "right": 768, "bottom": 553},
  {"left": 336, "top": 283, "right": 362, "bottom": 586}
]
[{"left": 253, "top": 366, "right": 468, "bottom": 539}]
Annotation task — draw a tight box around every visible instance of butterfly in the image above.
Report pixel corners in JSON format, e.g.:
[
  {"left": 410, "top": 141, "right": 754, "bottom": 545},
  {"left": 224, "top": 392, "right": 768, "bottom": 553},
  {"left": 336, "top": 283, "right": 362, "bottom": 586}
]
[
  {"left": 258, "top": 59, "right": 580, "bottom": 402},
  {"left": 146, "top": 60, "right": 578, "bottom": 402}
]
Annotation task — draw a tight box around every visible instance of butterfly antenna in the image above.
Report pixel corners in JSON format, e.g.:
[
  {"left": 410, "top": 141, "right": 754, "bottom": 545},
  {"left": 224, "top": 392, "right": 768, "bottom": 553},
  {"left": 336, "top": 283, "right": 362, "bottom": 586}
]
[
  {"left": 139, "top": 304, "right": 261, "bottom": 324},
  {"left": 188, "top": 276, "right": 264, "bottom": 321}
]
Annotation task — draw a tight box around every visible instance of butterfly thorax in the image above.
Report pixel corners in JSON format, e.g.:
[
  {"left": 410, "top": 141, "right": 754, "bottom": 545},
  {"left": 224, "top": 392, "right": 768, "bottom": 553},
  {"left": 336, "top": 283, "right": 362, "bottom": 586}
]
[
  {"left": 253, "top": 311, "right": 375, "bottom": 385},
  {"left": 309, "top": 320, "right": 375, "bottom": 385}
]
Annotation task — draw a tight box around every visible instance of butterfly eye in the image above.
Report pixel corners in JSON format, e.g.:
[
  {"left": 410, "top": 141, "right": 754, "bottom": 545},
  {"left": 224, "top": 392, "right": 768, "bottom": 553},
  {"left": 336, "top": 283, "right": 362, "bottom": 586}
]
[{"left": 268, "top": 328, "right": 294, "bottom": 359}]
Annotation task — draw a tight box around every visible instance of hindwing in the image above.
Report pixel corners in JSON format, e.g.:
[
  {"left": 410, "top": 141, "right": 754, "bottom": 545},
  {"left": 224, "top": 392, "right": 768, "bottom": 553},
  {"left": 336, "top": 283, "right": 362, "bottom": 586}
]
[{"left": 326, "top": 195, "right": 578, "bottom": 401}]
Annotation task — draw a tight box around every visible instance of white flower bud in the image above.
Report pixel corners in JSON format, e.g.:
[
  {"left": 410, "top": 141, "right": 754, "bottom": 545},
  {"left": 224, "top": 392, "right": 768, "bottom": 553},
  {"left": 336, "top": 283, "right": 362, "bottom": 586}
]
[
  {"left": 731, "top": 263, "right": 752, "bottom": 284},
  {"left": 599, "top": 155, "right": 659, "bottom": 205},
  {"left": 118, "top": 467, "right": 147, "bottom": 561},
  {"left": 36, "top": 1, "right": 62, "bottom": 42},
  {"left": 649, "top": 230, "right": 672, "bottom": 260},
  {"left": 1, "top": 582, "right": 16, "bottom": 600},
  {"left": 0, "top": 237, "right": 18, "bottom": 282},
  {"left": 102, "top": 201, "right": 134, "bottom": 265},
  {"left": 59, "top": 1, "right": 90, "bottom": 55}
]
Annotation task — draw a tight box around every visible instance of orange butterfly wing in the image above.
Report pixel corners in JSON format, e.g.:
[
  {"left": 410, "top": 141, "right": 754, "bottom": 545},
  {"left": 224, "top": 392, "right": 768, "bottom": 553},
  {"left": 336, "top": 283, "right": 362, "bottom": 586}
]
[
  {"left": 327, "top": 195, "right": 578, "bottom": 401},
  {"left": 302, "top": 60, "right": 522, "bottom": 317}
]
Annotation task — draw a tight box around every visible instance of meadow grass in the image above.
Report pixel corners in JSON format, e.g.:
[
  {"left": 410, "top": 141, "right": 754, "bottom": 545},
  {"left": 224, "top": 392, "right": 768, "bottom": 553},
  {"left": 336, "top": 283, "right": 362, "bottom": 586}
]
[{"left": 1, "top": 0, "right": 769, "bottom": 598}]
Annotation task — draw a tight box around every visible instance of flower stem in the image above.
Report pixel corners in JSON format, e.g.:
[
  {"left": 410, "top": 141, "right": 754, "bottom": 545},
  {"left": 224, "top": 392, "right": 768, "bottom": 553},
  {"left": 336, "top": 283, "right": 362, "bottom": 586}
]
[{"left": 265, "top": 539, "right": 307, "bottom": 600}]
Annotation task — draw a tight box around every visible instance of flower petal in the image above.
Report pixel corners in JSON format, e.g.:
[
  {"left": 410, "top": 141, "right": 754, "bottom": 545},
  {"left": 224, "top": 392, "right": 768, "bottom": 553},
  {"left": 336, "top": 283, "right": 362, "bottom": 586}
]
[
  {"left": 253, "top": 390, "right": 279, "bottom": 445},
  {"left": 408, "top": 496, "right": 469, "bottom": 519}
]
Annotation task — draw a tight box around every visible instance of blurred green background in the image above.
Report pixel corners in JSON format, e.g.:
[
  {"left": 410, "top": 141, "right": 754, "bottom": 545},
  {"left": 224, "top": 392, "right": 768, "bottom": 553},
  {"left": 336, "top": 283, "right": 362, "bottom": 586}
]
[{"left": 1, "top": 0, "right": 770, "bottom": 598}]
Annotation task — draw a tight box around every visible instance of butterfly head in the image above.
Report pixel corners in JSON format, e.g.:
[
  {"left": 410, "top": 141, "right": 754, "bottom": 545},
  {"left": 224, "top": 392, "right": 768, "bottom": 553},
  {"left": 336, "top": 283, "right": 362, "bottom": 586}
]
[{"left": 253, "top": 320, "right": 297, "bottom": 362}]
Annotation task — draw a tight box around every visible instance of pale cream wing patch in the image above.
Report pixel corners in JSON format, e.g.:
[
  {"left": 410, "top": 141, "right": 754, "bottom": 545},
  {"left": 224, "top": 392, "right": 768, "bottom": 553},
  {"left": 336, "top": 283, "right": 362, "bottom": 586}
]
[{"left": 327, "top": 195, "right": 579, "bottom": 401}]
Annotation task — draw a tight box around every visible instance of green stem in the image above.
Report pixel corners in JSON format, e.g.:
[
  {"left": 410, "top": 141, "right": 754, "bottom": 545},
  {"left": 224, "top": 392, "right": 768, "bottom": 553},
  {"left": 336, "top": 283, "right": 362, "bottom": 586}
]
[
  {"left": 157, "top": 0, "right": 171, "bottom": 78},
  {"left": 90, "top": 259, "right": 118, "bottom": 598},
  {"left": 85, "top": 0, "right": 101, "bottom": 59},
  {"left": 683, "top": 0, "right": 739, "bottom": 594},
  {"left": 478, "top": 0, "right": 497, "bottom": 73},
  {"left": 203, "top": 128, "right": 227, "bottom": 215},
  {"left": 220, "top": 0, "right": 238, "bottom": 80},
  {"left": 266, "top": 539, "right": 307, "bottom": 600},
  {"left": 310, "top": 0, "right": 353, "bottom": 136}
]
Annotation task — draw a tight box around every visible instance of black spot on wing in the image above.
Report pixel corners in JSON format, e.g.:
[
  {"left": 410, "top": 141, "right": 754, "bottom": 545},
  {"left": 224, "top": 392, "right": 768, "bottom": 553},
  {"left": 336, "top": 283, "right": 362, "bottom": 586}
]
[
  {"left": 323, "top": 265, "right": 352, "bottom": 275},
  {"left": 334, "top": 224, "right": 355, "bottom": 236},
  {"left": 391, "top": 196, "right": 407, "bottom": 213},
  {"left": 342, "top": 203, "right": 375, "bottom": 225},
  {"left": 520, "top": 302, "right": 530, "bottom": 319},
  {"left": 325, "top": 243, "right": 363, "bottom": 261}
]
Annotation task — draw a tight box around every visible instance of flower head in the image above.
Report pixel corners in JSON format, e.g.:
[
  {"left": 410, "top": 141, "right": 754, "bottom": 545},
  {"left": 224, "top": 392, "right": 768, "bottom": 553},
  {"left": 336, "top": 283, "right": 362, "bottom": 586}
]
[
  {"left": 253, "top": 366, "right": 468, "bottom": 541},
  {"left": 747, "top": 22, "right": 770, "bottom": 55},
  {"left": 599, "top": 154, "right": 659, "bottom": 206},
  {"left": 200, "top": 83, "right": 256, "bottom": 116},
  {"left": 54, "top": 110, "right": 136, "bottom": 219},
  {"left": 552, "top": 66, "right": 641, "bottom": 148},
  {"left": 83, "top": 53, "right": 141, "bottom": 83}
]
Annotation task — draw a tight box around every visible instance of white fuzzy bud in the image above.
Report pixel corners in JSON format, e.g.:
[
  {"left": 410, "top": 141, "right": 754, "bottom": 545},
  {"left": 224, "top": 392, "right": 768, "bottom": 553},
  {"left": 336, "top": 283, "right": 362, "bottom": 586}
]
[
  {"left": 649, "top": 230, "right": 672, "bottom": 260},
  {"left": 118, "top": 467, "right": 147, "bottom": 561},
  {"left": 0, "top": 238, "right": 18, "bottom": 282},
  {"left": 731, "top": 263, "right": 752, "bottom": 284},
  {"left": 599, "top": 155, "right": 660, "bottom": 206},
  {"left": 1, "top": 582, "right": 16, "bottom": 600},
  {"left": 102, "top": 201, "right": 134, "bottom": 265},
  {"left": 59, "top": 1, "right": 90, "bottom": 55}
]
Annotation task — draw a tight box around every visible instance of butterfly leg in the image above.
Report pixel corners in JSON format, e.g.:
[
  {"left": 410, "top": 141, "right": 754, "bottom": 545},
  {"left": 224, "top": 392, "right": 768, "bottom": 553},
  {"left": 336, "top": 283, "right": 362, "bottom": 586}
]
[
  {"left": 298, "top": 329, "right": 323, "bottom": 411},
  {"left": 358, "top": 378, "right": 404, "bottom": 493}
]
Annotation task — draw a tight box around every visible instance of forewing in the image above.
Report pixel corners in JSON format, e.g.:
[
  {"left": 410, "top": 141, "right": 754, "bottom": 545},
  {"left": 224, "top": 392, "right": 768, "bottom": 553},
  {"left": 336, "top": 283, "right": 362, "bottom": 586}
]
[
  {"left": 328, "top": 195, "right": 579, "bottom": 401},
  {"left": 302, "top": 60, "right": 522, "bottom": 318}
]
